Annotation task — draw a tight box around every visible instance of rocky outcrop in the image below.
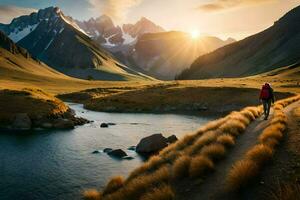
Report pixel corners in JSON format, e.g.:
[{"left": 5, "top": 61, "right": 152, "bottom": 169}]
[
  {"left": 107, "top": 149, "right": 128, "bottom": 158},
  {"left": 136, "top": 134, "right": 168, "bottom": 154},
  {"left": 12, "top": 113, "right": 32, "bottom": 130}
]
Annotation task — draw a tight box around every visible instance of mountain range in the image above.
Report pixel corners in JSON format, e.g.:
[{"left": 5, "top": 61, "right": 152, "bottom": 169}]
[
  {"left": 177, "top": 5, "right": 300, "bottom": 80},
  {"left": 0, "top": 7, "right": 153, "bottom": 81}
]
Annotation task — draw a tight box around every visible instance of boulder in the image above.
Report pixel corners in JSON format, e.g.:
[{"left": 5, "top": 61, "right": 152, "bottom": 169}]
[
  {"left": 107, "top": 149, "right": 127, "bottom": 158},
  {"left": 128, "top": 146, "right": 136, "bottom": 151},
  {"left": 100, "top": 123, "right": 109, "bottom": 128},
  {"left": 136, "top": 134, "right": 168, "bottom": 154},
  {"left": 167, "top": 135, "right": 178, "bottom": 144},
  {"left": 103, "top": 148, "right": 113, "bottom": 153},
  {"left": 92, "top": 150, "right": 101, "bottom": 154},
  {"left": 53, "top": 119, "right": 74, "bottom": 129},
  {"left": 107, "top": 123, "right": 116, "bottom": 126},
  {"left": 12, "top": 113, "right": 32, "bottom": 130}
]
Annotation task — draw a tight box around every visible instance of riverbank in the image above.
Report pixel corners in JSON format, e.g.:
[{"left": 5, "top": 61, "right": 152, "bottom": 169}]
[
  {"left": 59, "top": 84, "right": 292, "bottom": 116},
  {"left": 0, "top": 88, "right": 88, "bottom": 130}
]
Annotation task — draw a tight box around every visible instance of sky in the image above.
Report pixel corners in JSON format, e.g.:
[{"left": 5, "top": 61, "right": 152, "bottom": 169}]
[{"left": 0, "top": 0, "right": 299, "bottom": 40}]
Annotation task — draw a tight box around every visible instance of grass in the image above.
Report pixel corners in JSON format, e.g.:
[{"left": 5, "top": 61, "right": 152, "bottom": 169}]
[
  {"left": 102, "top": 176, "right": 124, "bottom": 195},
  {"left": 216, "top": 134, "right": 236, "bottom": 147},
  {"left": 189, "top": 155, "right": 214, "bottom": 178},
  {"left": 171, "top": 155, "right": 191, "bottom": 179},
  {"left": 226, "top": 95, "right": 300, "bottom": 192},
  {"left": 83, "top": 189, "right": 102, "bottom": 200},
  {"left": 200, "top": 143, "right": 226, "bottom": 161},
  {"left": 226, "top": 159, "right": 259, "bottom": 191},
  {"left": 0, "top": 88, "right": 69, "bottom": 125},
  {"left": 245, "top": 144, "right": 274, "bottom": 165}
]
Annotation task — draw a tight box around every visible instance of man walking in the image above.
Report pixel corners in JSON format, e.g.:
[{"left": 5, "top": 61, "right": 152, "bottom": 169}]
[{"left": 259, "top": 83, "right": 275, "bottom": 120}]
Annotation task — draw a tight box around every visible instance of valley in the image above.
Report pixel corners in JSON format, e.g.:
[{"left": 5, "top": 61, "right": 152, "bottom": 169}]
[{"left": 0, "top": 2, "right": 299, "bottom": 200}]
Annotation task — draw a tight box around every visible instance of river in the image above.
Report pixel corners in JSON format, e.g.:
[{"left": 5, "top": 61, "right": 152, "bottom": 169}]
[{"left": 0, "top": 103, "right": 213, "bottom": 200}]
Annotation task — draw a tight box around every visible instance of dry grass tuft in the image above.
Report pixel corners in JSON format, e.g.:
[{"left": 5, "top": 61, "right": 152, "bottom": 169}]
[
  {"left": 83, "top": 189, "right": 102, "bottom": 200},
  {"left": 189, "top": 155, "right": 214, "bottom": 178},
  {"left": 103, "top": 176, "right": 124, "bottom": 195},
  {"left": 259, "top": 126, "right": 284, "bottom": 144},
  {"left": 219, "top": 120, "right": 246, "bottom": 137},
  {"left": 246, "top": 144, "right": 273, "bottom": 165},
  {"left": 262, "top": 138, "right": 279, "bottom": 148},
  {"left": 217, "top": 134, "right": 235, "bottom": 147},
  {"left": 186, "top": 131, "right": 218, "bottom": 155},
  {"left": 105, "top": 166, "right": 171, "bottom": 200},
  {"left": 226, "top": 159, "right": 259, "bottom": 191},
  {"left": 172, "top": 155, "right": 191, "bottom": 179},
  {"left": 200, "top": 143, "right": 226, "bottom": 161},
  {"left": 127, "top": 156, "right": 164, "bottom": 181},
  {"left": 140, "top": 184, "right": 175, "bottom": 200}
]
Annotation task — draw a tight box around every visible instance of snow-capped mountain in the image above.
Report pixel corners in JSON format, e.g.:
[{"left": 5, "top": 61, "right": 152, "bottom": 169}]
[
  {"left": 76, "top": 16, "right": 165, "bottom": 47},
  {"left": 0, "top": 7, "right": 153, "bottom": 81}
]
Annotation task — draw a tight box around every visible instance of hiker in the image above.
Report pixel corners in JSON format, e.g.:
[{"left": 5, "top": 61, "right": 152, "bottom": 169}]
[{"left": 259, "top": 83, "right": 275, "bottom": 120}]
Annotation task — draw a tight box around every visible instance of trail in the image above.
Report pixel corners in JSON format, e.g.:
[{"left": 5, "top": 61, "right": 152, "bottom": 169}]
[{"left": 176, "top": 100, "right": 300, "bottom": 200}]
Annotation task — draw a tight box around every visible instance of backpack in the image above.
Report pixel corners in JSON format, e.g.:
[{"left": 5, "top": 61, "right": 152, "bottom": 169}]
[{"left": 261, "top": 85, "right": 270, "bottom": 99}]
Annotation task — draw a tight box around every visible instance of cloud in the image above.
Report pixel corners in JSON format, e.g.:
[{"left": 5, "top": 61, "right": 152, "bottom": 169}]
[
  {"left": 88, "top": 0, "right": 142, "bottom": 22},
  {"left": 0, "top": 5, "right": 36, "bottom": 24},
  {"left": 198, "top": 0, "right": 276, "bottom": 12}
]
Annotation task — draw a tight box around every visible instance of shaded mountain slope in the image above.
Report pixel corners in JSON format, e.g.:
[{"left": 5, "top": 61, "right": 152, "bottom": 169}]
[{"left": 178, "top": 5, "right": 300, "bottom": 80}]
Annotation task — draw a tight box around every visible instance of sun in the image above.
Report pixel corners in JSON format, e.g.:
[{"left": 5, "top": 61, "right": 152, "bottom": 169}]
[{"left": 190, "top": 30, "right": 200, "bottom": 39}]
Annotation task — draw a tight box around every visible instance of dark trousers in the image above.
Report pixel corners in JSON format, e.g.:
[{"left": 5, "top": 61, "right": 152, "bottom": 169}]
[{"left": 262, "top": 99, "right": 272, "bottom": 119}]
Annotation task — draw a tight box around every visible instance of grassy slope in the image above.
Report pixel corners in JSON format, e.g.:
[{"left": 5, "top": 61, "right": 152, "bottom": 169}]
[{"left": 0, "top": 88, "right": 69, "bottom": 125}]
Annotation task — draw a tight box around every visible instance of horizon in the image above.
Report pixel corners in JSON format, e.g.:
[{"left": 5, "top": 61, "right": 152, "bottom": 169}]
[{"left": 0, "top": 0, "right": 299, "bottom": 40}]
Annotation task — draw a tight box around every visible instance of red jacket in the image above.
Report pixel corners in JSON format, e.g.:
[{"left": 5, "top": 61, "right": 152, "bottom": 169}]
[{"left": 259, "top": 84, "right": 274, "bottom": 102}]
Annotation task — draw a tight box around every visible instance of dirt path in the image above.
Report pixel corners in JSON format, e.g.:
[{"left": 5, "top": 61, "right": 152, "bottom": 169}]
[{"left": 176, "top": 101, "right": 300, "bottom": 200}]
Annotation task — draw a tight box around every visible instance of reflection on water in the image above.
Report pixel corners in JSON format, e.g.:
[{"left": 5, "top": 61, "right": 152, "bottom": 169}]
[{"left": 0, "top": 103, "right": 212, "bottom": 200}]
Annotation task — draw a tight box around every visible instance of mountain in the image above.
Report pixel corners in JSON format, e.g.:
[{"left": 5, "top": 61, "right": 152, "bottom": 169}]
[
  {"left": 76, "top": 16, "right": 165, "bottom": 47},
  {"left": 108, "top": 31, "right": 235, "bottom": 80},
  {"left": 177, "top": 5, "right": 300, "bottom": 80},
  {"left": 0, "top": 7, "right": 153, "bottom": 81},
  {"left": 0, "top": 30, "right": 71, "bottom": 82}
]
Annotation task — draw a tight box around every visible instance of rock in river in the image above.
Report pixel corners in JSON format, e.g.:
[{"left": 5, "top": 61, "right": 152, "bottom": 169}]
[
  {"left": 107, "top": 149, "right": 128, "bottom": 158},
  {"left": 136, "top": 134, "right": 168, "bottom": 154},
  {"left": 167, "top": 135, "right": 178, "bottom": 144},
  {"left": 100, "top": 123, "right": 109, "bottom": 128},
  {"left": 103, "top": 148, "right": 113, "bottom": 153}
]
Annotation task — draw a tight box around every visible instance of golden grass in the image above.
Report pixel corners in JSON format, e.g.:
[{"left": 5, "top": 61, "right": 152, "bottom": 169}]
[
  {"left": 200, "top": 143, "right": 226, "bottom": 161},
  {"left": 171, "top": 155, "right": 191, "bottom": 179},
  {"left": 226, "top": 95, "right": 300, "bottom": 192},
  {"left": 217, "top": 134, "right": 235, "bottom": 147},
  {"left": 186, "top": 131, "right": 218, "bottom": 155},
  {"left": 219, "top": 120, "right": 247, "bottom": 137},
  {"left": 103, "top": 176, "right": 124, "bottom": 195},
  {"left": 259, "top": 125, "right": 284, "bottom": 144},
  {"left": 104, "top": 166, "right": 170, "bottom": 200},
  {"left": 226, "top": 160, "right": 259, "bottom": 191},
  {"left": 83, "top": 189, "right": 102, "bottom": 200},
  {"left": 246, "top": 144, "right": 273, "bottom": 165},
  {"left": 140, "top": 184, "right": 175, "bottom": 200},
  {"left": 189, "top": 155, "right": 214, "bottom": 178}
]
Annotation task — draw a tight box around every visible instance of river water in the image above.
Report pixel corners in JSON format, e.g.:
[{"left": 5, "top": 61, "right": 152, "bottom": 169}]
[{"left": 0, "top": 103, "right": 212, "bottom": 200}]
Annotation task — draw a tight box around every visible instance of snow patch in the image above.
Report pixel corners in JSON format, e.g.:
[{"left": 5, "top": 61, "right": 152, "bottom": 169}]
[
  {"left": 9, "top": 23, "right": 39, "bottom": 42},
  {"left": 122, "top": 32, "right": 136, "bottom": 45},
  {"left": 59, "top": 27, "right": 64, "bottom": 34},
  {"left": 103, "top": 33, "right": 118, "bottom": 47}
]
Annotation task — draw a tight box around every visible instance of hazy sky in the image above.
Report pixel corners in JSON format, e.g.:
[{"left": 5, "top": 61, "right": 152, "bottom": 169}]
[{"left": 0, "top": 0, "right": 299, "bottom": 39}]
